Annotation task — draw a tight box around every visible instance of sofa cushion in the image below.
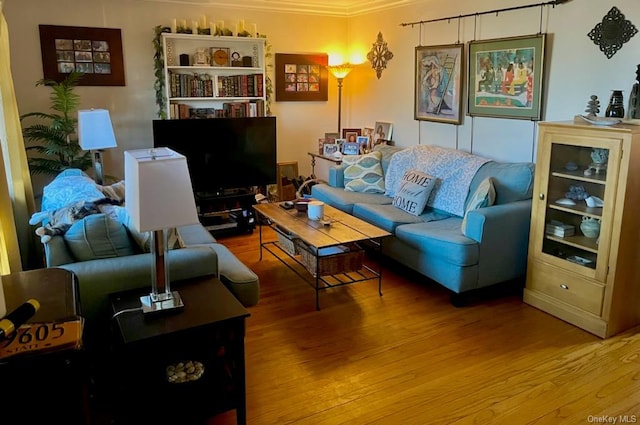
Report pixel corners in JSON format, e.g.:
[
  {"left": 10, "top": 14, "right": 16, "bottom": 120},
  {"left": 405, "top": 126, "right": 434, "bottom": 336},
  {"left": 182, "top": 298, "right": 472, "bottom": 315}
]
[
  {"left": 468, "top": 161, "right": 534, "bottom": 205},
  {"left": 342, "top": 151, "right": 385, "bottom": 193},
  {"left": 392, "top": 170, "right": 436, "bottom": 216},
  {"left": 311, "top": 184, "right": 392, "bottom": 214},
  {"left": 64, "top": 213, "right": 135, "bottom": 261},
  {"left": 461, "top": 177, "right": 495, "bottom": 235},
  {"left": 395, "top": 219, "right": 479, "bottom": 267}
]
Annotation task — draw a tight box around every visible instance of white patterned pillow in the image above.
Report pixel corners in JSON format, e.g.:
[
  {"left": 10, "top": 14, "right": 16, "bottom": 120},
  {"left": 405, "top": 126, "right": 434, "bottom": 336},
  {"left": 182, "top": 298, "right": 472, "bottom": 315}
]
[
  {"left": 461, "top": 177, "right": 496, "bottom": 235},
  {"left": 342, "top": 151, "right": 385, "bottom": 193},
  {"left": 392, "top": 170, "right": 437, "bottom": 216}
]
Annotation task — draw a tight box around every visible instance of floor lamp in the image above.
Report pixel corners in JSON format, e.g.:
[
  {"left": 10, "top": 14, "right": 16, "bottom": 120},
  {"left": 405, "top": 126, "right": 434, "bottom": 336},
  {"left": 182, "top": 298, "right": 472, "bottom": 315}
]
[
  {"left": 328, "top": 64, "right": 353, "bottom": 135},
  {"left": 78, "top": 109, "right": 117, "bottom": 185},
  {"left": 124, "top": 147, "right": 200, "bottom": 314}
]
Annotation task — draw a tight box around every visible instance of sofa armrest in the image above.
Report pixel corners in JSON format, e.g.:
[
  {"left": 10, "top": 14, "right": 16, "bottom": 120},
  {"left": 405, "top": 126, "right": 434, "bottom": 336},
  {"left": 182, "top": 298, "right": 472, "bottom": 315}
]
[
  {"left": 44, "top": 235, "right": 76, "bottom": 267},
  {"left": 464, "top": 200, "right": 532, "bottom": 286},
  {"left": 328, "top": 165, "right": 345, "bottom": 188},
  {"left": 58, "top": 246, "right": 218, "bottom": 324}
]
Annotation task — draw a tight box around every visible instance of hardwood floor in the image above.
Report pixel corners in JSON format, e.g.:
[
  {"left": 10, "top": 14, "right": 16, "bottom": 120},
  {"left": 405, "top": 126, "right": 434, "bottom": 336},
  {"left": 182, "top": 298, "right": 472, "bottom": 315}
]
[{"left": 210, "top": 227, "right": 640, "bottom": 425}]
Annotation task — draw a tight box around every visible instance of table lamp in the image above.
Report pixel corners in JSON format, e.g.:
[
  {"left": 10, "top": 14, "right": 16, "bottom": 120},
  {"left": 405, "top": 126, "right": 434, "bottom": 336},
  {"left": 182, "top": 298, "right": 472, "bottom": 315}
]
[
  {"left": 328, "top": 63, "right": 353, "bottom": 134},
  {"left": 124, "top": 147, "right": 199, "bottom": 314},
  {"left": 78, "top": 109, "right": 117, "bottom": 185}
]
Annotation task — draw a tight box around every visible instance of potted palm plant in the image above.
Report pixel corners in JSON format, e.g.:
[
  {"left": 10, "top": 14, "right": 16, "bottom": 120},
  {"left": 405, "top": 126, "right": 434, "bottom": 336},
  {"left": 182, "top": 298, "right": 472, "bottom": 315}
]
[{"left": 21, "top": 71, "right": 92, "bottom": 176}]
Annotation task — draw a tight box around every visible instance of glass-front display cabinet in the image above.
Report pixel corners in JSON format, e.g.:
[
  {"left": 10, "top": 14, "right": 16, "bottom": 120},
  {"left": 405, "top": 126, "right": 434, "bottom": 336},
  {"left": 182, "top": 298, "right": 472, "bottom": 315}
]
[{"left": 524, "top": 120, "right": 640, "bottom": 338}]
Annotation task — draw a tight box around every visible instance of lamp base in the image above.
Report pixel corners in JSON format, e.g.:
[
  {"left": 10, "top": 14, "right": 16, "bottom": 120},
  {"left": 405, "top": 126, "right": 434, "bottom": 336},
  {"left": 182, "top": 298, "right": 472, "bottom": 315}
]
[{"left": 140, "top": 291, "right": 184, "bottom": 314}]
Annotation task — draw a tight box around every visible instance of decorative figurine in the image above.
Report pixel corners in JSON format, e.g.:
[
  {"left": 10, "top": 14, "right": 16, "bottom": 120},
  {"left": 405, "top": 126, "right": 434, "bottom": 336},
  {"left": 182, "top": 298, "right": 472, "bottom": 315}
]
[
  {"left": 585, "top": 95, "right": 600, "bottom": 117},
  {"left": 629, "top": 64, "right": 640, "bottom": 119}
]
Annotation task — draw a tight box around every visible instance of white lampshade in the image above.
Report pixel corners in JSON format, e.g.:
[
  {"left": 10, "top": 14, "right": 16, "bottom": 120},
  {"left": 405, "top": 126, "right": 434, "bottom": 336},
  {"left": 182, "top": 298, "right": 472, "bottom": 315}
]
[
  {"left": 78, "top": 109, "right": 117, "bottom": 150},
  {"left": 124, "top": 147, "right": 199, "bottom": 232}
]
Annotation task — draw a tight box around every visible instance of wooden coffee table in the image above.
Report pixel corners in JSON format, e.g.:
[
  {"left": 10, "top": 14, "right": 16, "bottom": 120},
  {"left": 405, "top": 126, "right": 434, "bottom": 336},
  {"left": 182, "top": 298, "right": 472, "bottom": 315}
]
[{"left": 253, "top": 203, "right": 391, "bottom": 309}]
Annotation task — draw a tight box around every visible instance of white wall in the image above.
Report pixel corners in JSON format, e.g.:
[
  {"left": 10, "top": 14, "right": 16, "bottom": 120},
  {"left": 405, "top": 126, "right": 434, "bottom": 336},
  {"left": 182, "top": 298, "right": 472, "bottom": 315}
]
[
  {"left": 347, "top": 0, "right": 640, "bottom": 164},
  {"left": 5, "top": 0, "right": 640, "bottom": 191}
]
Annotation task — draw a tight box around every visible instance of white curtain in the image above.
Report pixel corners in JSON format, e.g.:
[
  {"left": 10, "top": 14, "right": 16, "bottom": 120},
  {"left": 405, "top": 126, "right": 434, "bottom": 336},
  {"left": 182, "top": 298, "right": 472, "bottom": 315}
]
[{"left": 0, "top": 3, "right": 37, "bottom": 273}]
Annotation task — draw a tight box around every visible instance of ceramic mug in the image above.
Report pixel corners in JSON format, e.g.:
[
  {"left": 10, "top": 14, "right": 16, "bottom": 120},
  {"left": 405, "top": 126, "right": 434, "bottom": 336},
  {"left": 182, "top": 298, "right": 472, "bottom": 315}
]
[{"left": 307, "top": 201, "right": 324, "bottom": 220}]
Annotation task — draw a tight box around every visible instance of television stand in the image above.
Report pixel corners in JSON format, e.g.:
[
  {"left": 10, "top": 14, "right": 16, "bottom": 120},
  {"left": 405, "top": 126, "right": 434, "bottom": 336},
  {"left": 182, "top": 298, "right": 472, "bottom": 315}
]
[{"left": 196, "top": 189, "right": 256, "bottom": 235}]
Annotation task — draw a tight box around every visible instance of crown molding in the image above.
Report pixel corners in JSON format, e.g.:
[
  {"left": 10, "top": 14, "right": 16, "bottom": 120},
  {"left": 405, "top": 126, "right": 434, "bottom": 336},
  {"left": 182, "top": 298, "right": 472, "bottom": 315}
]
[{"left": 140, "top": 0, "right": 424, "bottom": 17}]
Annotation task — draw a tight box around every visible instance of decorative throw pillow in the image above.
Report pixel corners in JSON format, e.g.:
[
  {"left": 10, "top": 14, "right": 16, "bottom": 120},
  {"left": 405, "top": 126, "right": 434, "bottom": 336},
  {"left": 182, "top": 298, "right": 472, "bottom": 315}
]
[
  {"left": 342, "top": 151, "right": 385, "bottom": 193},
  {"left": 64, "top": 213, "right": 135, "bottom": 261},
  {"left": 461, "top": 177, "right": 496, "bottom": 235},
  {"left": 102, "top": 204, "right": 179, "bottom": 253},
  {"left": 392, "top": 170, "right": 437, "bottom": 216}
]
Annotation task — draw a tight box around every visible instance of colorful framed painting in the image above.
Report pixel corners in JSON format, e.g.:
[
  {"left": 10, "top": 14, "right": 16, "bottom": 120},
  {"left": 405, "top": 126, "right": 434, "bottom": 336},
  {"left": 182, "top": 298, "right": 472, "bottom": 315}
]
[
  {"left": 38, "top": 25, "right": 125, "bottom": 86},
  {"left": 468, "top": 34, "right": 546, "bottom": 120},
  {"left": 415, "top": 44, "right": 464, "bottom": 124},
  {"left": 275, "top": 53, "right": 328, "bottom": 101}
]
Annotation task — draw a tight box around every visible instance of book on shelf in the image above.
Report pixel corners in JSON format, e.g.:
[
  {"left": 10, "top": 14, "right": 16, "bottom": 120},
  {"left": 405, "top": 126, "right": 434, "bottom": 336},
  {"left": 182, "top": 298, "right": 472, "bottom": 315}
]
[{"left": 545, "top": 221, "right": 575, "bottom": 237}]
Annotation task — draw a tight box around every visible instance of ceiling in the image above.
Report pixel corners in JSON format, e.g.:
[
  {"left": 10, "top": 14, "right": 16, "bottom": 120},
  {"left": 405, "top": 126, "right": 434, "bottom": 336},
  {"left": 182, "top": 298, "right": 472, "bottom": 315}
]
[{"left": 141, "top": 0, "right": 425, "bottom": 17}]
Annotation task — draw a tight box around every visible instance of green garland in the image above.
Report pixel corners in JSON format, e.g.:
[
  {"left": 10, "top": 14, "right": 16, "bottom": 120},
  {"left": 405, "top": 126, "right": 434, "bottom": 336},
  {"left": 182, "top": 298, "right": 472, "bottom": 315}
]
[
  {"left": 153, "top": 25, "right": 167, "bottom": 119},
  {"left": 152, "top": 26, "right": 273, "bottom": 119}
]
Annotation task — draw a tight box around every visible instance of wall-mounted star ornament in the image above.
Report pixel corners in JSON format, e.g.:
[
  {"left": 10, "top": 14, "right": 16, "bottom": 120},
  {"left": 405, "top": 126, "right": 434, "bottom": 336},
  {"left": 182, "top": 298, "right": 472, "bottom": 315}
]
[
  {"left": 588, "top": 6, "right": 637, "bottom": 59},
  {"left": 367, "top": 32, "right": 393, "bottom": 79}
]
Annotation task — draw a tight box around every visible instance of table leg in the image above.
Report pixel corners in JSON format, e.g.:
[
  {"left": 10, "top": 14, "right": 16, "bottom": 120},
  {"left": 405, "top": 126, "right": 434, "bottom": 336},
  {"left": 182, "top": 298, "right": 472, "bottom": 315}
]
[
  {"left": 315, "top": 252, "right": 320, "bottom": 310},
  {"left": 258, "top": 215, "right": 263, "bottom": 261}
]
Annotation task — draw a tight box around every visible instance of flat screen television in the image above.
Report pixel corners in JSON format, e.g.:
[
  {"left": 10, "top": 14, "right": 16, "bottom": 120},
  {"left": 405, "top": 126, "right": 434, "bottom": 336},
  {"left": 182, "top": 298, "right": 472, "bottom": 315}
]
[{"left": 152, "top": 117, "right": 277, "bottom": 195}]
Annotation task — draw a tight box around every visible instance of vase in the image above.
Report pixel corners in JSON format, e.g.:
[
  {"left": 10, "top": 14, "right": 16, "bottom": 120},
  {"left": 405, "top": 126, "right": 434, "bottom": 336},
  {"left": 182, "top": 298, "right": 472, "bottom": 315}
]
[
  {"left": 605, "top": 90, "right": 625, "bottom": 118},
  {"left": 580, "top": 217, "right": 601, "bottom": 239}
]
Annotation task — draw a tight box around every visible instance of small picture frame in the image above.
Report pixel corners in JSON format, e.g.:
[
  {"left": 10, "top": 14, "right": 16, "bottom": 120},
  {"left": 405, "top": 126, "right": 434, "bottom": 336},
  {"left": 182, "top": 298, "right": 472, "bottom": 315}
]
[
  {"left": 356, "top": 136, "right": 370, "bottom": 154},
  {"left": 342, "top": 128, "right": 362, "bottom": 143},
  {"left": 323, "top": 143, "right": 339, "bottom": 157},
  {"left": 317, "top": 138, "right": 327, "bottom": 155},
  {"left": 342, "top": 142, "right": 359, "bottom": 155},
  {"left": 373, "top": 122, "right": 393, "bottom": 146},
  {"left": 324, "top": 132, "right": 339, "bottom": 144}
]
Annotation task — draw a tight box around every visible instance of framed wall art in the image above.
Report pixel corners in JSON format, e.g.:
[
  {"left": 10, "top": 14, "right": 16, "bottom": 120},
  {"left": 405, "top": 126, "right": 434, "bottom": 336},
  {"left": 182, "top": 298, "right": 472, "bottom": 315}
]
[
  {"left": 468, "top": 34, "right": 546, "bottom": 120},
  {"left": 38, "top": 25, "right": 125, "bottom": 86},
  {"left": 275, "top": 53, "right": 328, "bottom": 101},
  {"left": 415, "top": 44, "right": 464, "bottom": 124}
]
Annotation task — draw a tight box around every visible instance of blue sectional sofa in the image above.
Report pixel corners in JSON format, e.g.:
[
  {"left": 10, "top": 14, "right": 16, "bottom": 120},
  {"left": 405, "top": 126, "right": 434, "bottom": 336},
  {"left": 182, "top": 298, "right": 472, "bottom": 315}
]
[
  {"left": 311, "top": 144, "right": 535, "bottom": 301},
  {"left": 30, "top": 169, "right": 259, "bottom": 349}
]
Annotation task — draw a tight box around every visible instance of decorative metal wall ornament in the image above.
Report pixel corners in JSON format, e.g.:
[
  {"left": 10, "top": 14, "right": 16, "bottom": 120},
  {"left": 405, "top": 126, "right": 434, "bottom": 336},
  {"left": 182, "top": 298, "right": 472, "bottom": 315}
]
[
  {"left": 367, "top": 32, "right": 393, "bottom": 79},
  {"left": 588, "top": 6, "right": 637, "bottom": 59}
]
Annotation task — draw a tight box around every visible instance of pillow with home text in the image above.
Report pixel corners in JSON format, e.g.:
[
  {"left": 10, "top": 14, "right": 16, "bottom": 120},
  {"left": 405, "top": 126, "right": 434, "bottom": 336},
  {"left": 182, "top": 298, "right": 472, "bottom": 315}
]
[{"left": 392, "top": 170, "right": 436, "bottom": 216}]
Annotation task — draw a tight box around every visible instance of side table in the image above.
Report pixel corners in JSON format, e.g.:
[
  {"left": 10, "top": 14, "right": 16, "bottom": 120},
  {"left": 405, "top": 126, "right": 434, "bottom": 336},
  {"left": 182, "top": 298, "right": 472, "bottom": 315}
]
[
  {"left": 109, "top": 276, "right": 250, "bottom": 424},
  {"left": 0, "top": 268, "right": 87, "bottom": 424}
]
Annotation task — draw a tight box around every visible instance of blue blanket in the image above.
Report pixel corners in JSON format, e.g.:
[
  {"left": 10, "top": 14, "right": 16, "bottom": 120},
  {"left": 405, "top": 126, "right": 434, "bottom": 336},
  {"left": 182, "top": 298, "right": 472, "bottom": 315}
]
[{"left": 384, "top": 146, "right": 490, "bottom": 216}]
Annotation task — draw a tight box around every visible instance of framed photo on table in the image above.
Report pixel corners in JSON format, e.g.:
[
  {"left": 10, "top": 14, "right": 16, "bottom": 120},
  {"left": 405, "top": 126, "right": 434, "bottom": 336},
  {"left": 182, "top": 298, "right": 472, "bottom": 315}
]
[
  {"left": 38, "top": 24, "right": 125, "bottom": 86},
  {"left": 415, "top": 44, "right": 464, "bottom": 124},
  {"left": 372, "top": 122, "right": 393, "bottom": 146},
  {"left": 342, "top": 142, "right": 359, "bottom": 155},
  {"left": 356, "top": 136, "right": 370, "bottom": 154},
  {"left": 468, "top": 34, "right": 546, "bottom": 120},
  {"left": 323, "top": 143, "right": 339, "bottom": 157}
]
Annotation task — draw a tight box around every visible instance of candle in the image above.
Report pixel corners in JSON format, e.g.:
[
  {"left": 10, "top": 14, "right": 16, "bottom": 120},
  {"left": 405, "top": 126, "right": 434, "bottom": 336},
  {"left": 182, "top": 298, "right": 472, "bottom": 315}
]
[
  {"left": 180, "top": 19, "right": 187, "bottom": 29},
  {"left": 238, "top": 19, "right": 245, "bottom": 32},
  {"left": 171, "top": 19, "right": 177, "bottom": 33},
  {"left": 251, "top": 23, "right": 257, "bottom": 37},
  {"left": 200, "top": 15, "right": 207, "bottom": 29},
  {"left": 217, "top": 20, "right": 224, "bottom": 33},
  {"left": 192, "top": 21, "right": 198, "bottom": 34},
  {"left": 209, "top": 23, "right": 216, "bottom": 35}
]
